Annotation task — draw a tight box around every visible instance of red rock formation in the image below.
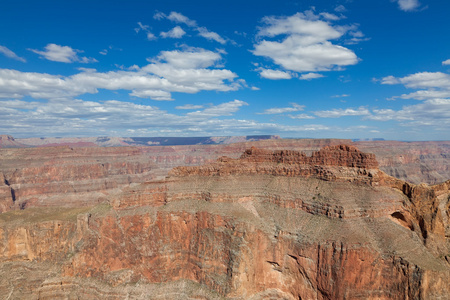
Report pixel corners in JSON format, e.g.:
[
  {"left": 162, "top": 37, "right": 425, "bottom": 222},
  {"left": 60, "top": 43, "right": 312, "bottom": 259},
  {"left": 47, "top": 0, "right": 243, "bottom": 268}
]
[
  {"left": 0, "top": 144, "right": 449, "bottom": 299},
  {"left": 170, "top": 145, "right": 379, "bottom": 183},
  {"left": 356, "top": 140, "right": 450, "bottom": 184},
  {"left": 0, "top": 135, "right": 27, "bottom": 148},
  {"left": 239, "top": 145, "right": 378, "bottom": 168},
  {"left": 0, "top": 173, "right": 14, "bottom": 213}
]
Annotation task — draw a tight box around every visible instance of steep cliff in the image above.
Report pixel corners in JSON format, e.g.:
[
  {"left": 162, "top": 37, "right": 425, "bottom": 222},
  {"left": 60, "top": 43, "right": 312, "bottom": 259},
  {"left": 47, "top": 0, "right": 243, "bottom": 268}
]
[{"left": 0, "top": 145, "right": 449, "bottom": 299}]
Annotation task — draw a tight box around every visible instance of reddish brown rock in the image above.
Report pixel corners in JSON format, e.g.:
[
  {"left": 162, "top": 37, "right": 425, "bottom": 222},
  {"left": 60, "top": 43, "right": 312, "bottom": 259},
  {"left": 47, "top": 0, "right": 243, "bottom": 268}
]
[
  {"left": 0, "top": 135, "right": 27, "bottom": 148},
  {"left": 0, "top": 143, "right": 449, "bottom": 299}
]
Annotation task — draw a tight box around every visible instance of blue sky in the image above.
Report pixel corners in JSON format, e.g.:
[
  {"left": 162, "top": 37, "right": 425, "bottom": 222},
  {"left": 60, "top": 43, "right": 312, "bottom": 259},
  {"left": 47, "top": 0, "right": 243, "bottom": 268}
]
[{"left": 1, "top": 0, "right": 450, "bottom": 140}]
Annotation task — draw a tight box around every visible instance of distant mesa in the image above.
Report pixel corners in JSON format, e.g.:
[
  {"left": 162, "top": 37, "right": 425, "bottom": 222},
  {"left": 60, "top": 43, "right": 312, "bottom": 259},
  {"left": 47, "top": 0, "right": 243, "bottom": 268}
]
[
  {"left": 0, "top": 135, "right": 280, "bottom": 148},
  {"left": 0, "top": 134, "right": 27, "bottom": 148}
]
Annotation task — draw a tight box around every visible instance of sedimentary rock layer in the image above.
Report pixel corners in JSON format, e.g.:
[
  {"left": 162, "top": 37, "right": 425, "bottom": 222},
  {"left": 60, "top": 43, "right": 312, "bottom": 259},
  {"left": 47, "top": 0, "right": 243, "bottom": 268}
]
[{"left": 0, "top": 145, "right": 449, "bottom": 299}]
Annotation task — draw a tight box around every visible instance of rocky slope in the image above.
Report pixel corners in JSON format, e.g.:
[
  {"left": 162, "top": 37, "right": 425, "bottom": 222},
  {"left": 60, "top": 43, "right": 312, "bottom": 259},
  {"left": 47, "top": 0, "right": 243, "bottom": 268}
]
[
  {"left": 0, "top": 139, "right": 352, "bottom": 213},
  {"left": 3, "top": 135, "right": 450, "bottom": 185},
  {"left": 356, "top": 140, "right": 450, "bottom": 184},
  {"left": 0, "top": 145, "right": 449, "bottom": 299}
]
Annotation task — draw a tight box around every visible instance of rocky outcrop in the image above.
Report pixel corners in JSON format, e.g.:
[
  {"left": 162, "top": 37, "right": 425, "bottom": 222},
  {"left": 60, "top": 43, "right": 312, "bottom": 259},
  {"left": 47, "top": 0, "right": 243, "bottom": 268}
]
[
  {"left": 0, "top": 146, "right": 157, "bottom": 211},
  {"left": 0, "top": 140, "right": 351, "bottom": 212},
  {"left": 356, "top": 140, "right": 450, "bottom": 184},
  {"left": 0, "top": 145, "right": 449, "bottom": 299},
  {"left": 170, "top": 145, "right": 379, "bottom": 184},
  {"left": 171, "top": 146, "right": 449, "bottom": 254},
  {"left": 0, "top": 173, "right": 14, "bottom": 213},
  {"left": 0, "top": 135, "right": 26, "bottom": 148}
]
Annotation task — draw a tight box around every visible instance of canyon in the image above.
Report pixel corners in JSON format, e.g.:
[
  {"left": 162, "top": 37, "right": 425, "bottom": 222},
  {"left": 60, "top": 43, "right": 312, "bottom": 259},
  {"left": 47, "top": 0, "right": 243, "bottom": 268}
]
[{"left": 0, "top": 139, "right": 449, "bottom": 299}]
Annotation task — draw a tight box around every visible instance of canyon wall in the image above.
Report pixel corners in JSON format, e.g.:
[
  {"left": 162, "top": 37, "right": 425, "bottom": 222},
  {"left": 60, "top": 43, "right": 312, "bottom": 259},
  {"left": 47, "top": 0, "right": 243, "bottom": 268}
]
[{"left": 0, "top": 144, "right": 449, "bottom": 299}]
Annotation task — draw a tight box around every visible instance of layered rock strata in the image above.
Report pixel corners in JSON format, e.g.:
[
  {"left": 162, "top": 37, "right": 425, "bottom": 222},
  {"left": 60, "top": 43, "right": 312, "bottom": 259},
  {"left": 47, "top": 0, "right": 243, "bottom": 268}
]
[{"left": 0, "top": 145, "right": 449, "bottom": 299}]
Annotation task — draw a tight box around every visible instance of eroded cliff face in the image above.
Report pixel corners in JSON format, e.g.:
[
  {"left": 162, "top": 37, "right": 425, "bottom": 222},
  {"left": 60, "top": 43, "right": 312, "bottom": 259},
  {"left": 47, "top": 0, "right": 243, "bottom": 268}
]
[
  {"left": 356, "top": 140, "right": 450, "bottom": 184},
  {"left": 0, "top": 145, "right": 449, "bottom": 299}
]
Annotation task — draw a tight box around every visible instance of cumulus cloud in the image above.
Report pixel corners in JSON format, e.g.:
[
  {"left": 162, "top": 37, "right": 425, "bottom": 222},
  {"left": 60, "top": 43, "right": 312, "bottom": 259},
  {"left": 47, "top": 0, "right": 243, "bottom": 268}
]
[
  {"left": 395, "top": 0, "right": 421, "bottom": 12},
  {"left": 150, "top": 48, "right": 221, "bottom": 69},
  {"left": 0, "top": 48, "right": 241, "bottom": 101},
  {"left": 160, "top": 26, "right": 186, "bottom": 38},
  {"left": 175, "top": 104, "right": 204, "bottom": 110},
  {"left": 156, "top": 11, "right": 227, "bottom": 44},
  {"left": 258, "top": 103, "right": 304, "bottom": 114},
  {"left": 258, "top": 68, "right": 292, "bottom": 80},
  {"left": 373, "top": 69, "right": 450, "bottom": 131},
  {"left": 319, "top": 12, "right": 341, "bottom": 21},
  {"left": 0, "top": 99, "right": 242, "bottom": 137},
  {"left": 442, "top": 59, "right": 450, "bottom": 66},
  {"left": 289, "top": 113, "right": 315, "bottom": 119},
  {"left": 0, "top": 45, "right": 26, "bottom": 62},
  {"left": 186, "top": 100, "right": 248, "bottom": 118},
  {"left": 299, "top": 73, "right": 324, "bottom": 80},
  {"left": 367, "top": 99, "right": 450, "bottom": 126},
  {"left": 314, "top": 107, "right": 370, "bottom": 118},
  {"left": 0, "top": 98, "right": 336, "bottom": 137},
  {"left": 252, "top": 10, "right": 360, "bottom": 74},
  {"left": 29, "top": 44, "right": 97, "bottom": 63},
  {"left": 381, "top": 71, "right": 450, "bottom": 101}
]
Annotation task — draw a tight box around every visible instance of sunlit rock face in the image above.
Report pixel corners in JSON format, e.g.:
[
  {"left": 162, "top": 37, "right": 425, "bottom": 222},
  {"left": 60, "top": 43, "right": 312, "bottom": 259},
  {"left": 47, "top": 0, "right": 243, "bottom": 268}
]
[{"left": 0, "top": 143, "right": 449, "bottom": 299}]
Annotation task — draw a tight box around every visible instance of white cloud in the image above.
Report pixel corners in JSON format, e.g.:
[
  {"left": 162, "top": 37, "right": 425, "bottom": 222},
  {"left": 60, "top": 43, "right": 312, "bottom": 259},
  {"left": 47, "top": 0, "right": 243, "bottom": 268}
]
[
  {"left": 167, "top": 11, "right": 197, "bottom": 27},
  {"left": 299, "top": 73, "right": 324, "bottom": 80},
  {"left": 253, "top": 11, "right": 359, "bottom": 73},
  {"left": 442, "top": 59, "right": 450, "bottom": 66},
  {"left": 153, "top": 11, "right": 166, "bottom": 21},
  {"left": 390, "top": 72, "right": 450, "bottom": 89},
  {"left": 319, "top": 12, "right": 341, "bottom": 21},
  {"left": 380, "top": 75, "right": 400, "bottom": 85},
  {"left": 258, "top": 68, "right": 292, "bottom": 80},
  {"left": 367, "top": 99, "right": 450, "bottom": 126},
  {"left": 186, "top": 100, "right": 247, "bottom": 118},
  {"left": 376, "top": 69, "right": 450, "bottom": 130},
  {"left": 0, "top": 48, "right": 241, "bottom": 101},
  {"left": 150, "top": 48, "right": 221, "bottom": 69},
  {"left": 29, "top": 44, "right": 97, "bottom": 63},
  {"left": 175, "top": 104, "right": 204, "bottom": 110},
  {"left": 135, "top": 22, "right": 157, "bottom": 40},
  {"left": 381, "top": 71, "right": 450, "bottom": 101},
  {"left": 1, "top": 97, "right": 351, "bottom": 138},
  {"left": 129, "top": 89, "right": 173, "bottom": 101},
  {"left": 0, "top": 69, "right": 88, "bottom": 99},
  {"left": 0, "top": 45, "right": 26, "bottom": 62},
  {"left": 335, "top": 5, "right": 347, "bottom": 13},
  {"left": 395, "top": 90, "right": 450, "bottom": 101},
  {"left": 289, "top": 113, "right": 315, "bottom": 119},
  {"left": 135, "top": 21, "right": 149, "bottom": 33},
  {"left": 314, "top": 107, "right": 370, "bottom": 118},
  {"left": 160, "top": 26, "right": 186, "bottom": 38},
  {"left": 331, "top": 94, "right": 350, "bottom": 98},
  {"left": 197, "top": 27, "right": 226, "bottom": 44},
  {"left": 157, "top": 11, "right": 227, "bottom": 44},
  {"left": 0, "top": 99, "right": 246, "bottom": 137},
  {"left": 258, "top": 103, "right": 304, "bottom": 114},
  {"left": 396, "top": 0, "right": 421, "bottom": 12}
]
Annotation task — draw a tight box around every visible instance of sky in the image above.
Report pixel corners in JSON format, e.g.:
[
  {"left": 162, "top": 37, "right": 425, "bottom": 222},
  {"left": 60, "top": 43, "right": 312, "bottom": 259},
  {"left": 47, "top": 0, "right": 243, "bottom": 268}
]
[{"left": 1, "top": 0, "right": 450, "bottom": 140}]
